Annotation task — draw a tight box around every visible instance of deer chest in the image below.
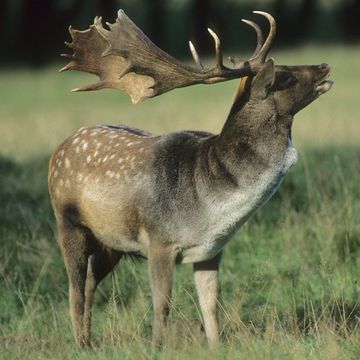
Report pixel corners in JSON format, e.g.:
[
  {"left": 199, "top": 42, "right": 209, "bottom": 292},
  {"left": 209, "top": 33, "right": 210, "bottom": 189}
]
[{"left": 179, "top": 145, "right": 298, "bottom": 263}]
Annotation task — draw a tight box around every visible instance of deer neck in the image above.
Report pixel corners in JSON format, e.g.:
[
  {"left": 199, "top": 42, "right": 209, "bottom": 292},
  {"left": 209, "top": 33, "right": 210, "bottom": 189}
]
[{"left": 210, "top": 95, "right": 295, "bottom": 185}]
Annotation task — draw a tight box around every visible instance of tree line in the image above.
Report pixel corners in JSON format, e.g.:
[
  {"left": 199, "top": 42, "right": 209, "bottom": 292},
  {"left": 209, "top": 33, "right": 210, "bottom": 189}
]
[{"left": 0, "top": 0, "right": 359, "bottom": 66}]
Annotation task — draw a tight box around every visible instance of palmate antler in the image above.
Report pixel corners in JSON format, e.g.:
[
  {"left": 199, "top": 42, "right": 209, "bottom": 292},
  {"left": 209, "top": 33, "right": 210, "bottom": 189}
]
[{"left": 60, "top": 10, "right": 276, "bottom": 104}]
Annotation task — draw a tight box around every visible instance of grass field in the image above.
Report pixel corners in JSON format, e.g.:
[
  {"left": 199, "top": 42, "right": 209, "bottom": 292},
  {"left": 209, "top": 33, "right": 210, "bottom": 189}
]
[{"left": 0, "top": 45, "right": 359, "bottom": 359}]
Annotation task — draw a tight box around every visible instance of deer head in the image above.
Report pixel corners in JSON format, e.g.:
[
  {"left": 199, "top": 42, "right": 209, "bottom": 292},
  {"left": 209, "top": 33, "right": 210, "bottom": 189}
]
[
  {"left": 271, "top": 63, "right": 332, "bottom": 116},
  {"left": 52, "top": 10, "right": 333, "bottom": 348},
  {"left": 60, "top": 9, "right": 333, "bottom": 139},
  {"left": 222, "top": 59, "right": 333, "bottom": 146}
]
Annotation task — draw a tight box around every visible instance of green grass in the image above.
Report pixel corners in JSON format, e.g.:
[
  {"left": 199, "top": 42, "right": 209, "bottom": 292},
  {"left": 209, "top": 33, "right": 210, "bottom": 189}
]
[{"left": 0, "top": 45, "right": 359, "bottom": 359}]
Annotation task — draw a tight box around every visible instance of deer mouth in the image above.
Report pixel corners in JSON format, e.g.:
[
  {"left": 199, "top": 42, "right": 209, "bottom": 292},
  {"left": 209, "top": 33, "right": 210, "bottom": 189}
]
[
  {"left": 316, "top": 79, "right": 333, "bottom": 95},
  {"left": 315, "top": 68, "right": 333, "bottom": 95}
]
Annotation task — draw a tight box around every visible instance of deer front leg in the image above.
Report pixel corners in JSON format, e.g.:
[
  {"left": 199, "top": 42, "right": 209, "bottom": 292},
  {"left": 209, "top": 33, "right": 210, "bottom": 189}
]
[
  {"left": 193, "top": 252, "right": 222, "bottom": 346},
  {"left": 148, "top": 244, "right": 177, "bottom": 347}
]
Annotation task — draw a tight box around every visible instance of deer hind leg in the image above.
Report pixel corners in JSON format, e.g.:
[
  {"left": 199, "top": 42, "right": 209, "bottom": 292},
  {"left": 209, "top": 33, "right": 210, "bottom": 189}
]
[
  {"left": 148, "top": 244, "right": 177, "bottom": 347},
  {"left": 83, "top": 247, "right": 122, "bottom": 344},
  {"left": 57, "top": 219, "right": 90, "bottom": 347},
  {"left": 193, "top": 251, "right": 222, "bottom": 346}
]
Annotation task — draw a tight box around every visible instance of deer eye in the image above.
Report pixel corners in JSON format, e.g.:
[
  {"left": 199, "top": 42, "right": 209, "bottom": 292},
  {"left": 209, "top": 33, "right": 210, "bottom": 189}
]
[{"left": 274, "top": 72, "right": 298, "bottom": 90}]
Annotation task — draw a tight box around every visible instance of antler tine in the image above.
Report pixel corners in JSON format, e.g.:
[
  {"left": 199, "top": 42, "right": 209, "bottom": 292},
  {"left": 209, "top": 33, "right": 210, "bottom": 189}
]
[
  {"left": 207, "top": 28, "right": 223, "bottom": 69},
  {"left": 60, "top": 9, "right": 274, "bottom": 103},
  {"left": 241, "top": 19, "right": 264, "bottom": 58},
  {"left": 189, "top": 41, "right": 204, "bottom": 70},
  {"left": 253, "top": 11, "right": 276, "bottom": 62}
]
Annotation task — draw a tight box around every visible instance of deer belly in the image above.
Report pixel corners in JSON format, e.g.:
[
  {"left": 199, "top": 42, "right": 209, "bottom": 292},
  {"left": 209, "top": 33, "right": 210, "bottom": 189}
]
[
  {"left": 180, "top": 237, "right": 231, "bottom": 264},
  {"left": 179, "top": 210, "right": 248, "bottom": 264}
]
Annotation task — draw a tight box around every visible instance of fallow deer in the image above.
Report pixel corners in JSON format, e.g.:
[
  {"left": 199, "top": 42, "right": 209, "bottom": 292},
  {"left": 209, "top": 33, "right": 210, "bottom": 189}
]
[{"left": 48, "top": 10, "right": 333, "bottom": 347}]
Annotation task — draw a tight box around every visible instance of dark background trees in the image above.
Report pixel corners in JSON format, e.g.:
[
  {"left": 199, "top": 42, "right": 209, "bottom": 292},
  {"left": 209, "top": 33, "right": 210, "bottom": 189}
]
[{"left": 0, "top": 0, "right": 358, "bottom": 66}]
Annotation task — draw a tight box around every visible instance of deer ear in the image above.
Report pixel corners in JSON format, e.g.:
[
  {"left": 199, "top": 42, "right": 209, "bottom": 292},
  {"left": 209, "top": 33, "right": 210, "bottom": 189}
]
[{"left": 251, "top": 58, "right": 275, "bottom": 99}]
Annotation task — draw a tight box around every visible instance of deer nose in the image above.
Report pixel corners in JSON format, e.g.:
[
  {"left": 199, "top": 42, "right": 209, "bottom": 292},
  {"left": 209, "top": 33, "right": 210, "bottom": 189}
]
[
  {"left": 319, "top": 63, "right": 329, "bottom": 70},
  {"left": 316, "top": 63, "right": 331, "bottom": 80}
]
